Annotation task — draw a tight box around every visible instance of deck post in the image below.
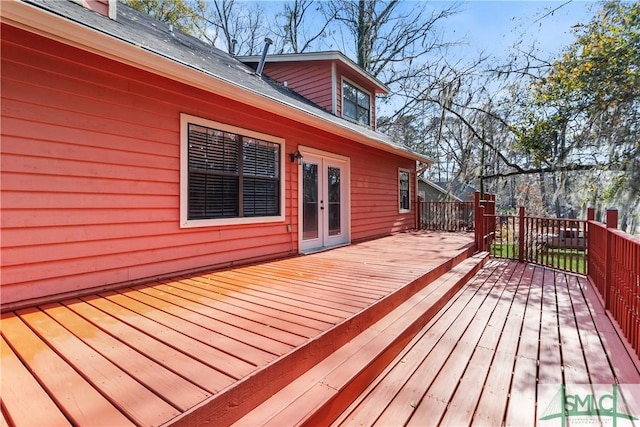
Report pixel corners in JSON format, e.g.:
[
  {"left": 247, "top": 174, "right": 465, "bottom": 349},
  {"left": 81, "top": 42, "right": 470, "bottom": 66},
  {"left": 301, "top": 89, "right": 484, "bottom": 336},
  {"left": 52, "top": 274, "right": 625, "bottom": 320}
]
[
  {"left": 604, "top": 209, "right": 618, "bottom": 310},
  {"left": 479, "top": 205, "right": 486, "bottom": 252},
  {"left": 474, "top": 192, "right": 481, "bottom": 250},
  {"left": 416, "top": 196, "right": 423, "bottom": 230},
  {"left": 586, "top": 208, "right": 595, "bottom": 276},
  {"left": 485, "top": 195, "right": 495, "bottom": 248},
  {"left": 518, "top": 206, "right": 525, "bottom": 263}
]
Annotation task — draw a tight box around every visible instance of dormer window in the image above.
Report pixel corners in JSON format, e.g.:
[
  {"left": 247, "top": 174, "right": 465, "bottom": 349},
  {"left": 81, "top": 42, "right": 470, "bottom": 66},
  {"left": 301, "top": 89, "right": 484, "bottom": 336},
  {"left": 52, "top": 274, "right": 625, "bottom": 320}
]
[{"left": 342, "top": 80, "right": 371, "bottom": 126}]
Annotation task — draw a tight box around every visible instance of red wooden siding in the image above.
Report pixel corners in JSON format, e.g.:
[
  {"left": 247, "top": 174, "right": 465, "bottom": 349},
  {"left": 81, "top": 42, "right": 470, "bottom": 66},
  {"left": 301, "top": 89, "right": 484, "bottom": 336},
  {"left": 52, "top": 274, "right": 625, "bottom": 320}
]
[
  {"left": 0, "top": 25, "right": 416, "bottom": 306},
  {"left": 260, "top": 62, "right": 334, "bottom": 113},
  {"left": 256, "top": 60, "right": 379, "bottom": 129}
]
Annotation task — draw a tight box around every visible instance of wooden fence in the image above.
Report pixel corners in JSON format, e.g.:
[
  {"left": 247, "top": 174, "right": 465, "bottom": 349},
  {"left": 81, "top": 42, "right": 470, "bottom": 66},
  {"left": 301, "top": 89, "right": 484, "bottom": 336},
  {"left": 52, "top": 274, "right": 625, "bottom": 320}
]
[
  {"left": 473, "top": 192, "right": 640, "bottom": 359},
  {"left": 417, "top": 200, "right": 474, "bottom": 231}
]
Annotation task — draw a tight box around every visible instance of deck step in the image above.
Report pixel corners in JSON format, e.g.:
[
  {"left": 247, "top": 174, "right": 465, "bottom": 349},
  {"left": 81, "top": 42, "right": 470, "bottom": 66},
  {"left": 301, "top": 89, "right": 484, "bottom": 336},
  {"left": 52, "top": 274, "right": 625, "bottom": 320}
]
[{"left": 232, "top": 252, "right": 489, "bottom": 427}]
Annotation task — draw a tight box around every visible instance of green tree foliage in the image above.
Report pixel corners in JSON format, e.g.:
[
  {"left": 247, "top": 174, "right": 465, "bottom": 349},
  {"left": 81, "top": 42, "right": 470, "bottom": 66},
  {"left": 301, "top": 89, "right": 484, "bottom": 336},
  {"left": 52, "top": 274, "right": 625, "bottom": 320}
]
[
  {"left": 124, "top": 0, "right": 207, "bottom": 37},
  {"left": 516, "top": 0, "right": 639, "bottom": 229}
]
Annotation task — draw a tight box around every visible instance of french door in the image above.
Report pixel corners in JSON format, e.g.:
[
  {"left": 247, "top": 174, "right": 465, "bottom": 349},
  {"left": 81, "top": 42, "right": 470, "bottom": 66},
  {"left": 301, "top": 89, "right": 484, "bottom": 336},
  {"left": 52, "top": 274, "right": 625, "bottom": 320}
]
[{"left": 299, "top": 151, "right": 349, "bottom": 252}]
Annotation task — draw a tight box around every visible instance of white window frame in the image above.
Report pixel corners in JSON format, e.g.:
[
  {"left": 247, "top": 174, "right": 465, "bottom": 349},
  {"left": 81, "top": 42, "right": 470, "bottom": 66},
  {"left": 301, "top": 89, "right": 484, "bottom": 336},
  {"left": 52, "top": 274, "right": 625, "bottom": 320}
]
[
  {"left": 341, "top": 77, "right": 371, "bottom": 126},
  {"left": 398, "top": 168, "right": 411, "bottom": 213},
  {"left": 180, "top": 113, "right": 285, "bottom": 228}
]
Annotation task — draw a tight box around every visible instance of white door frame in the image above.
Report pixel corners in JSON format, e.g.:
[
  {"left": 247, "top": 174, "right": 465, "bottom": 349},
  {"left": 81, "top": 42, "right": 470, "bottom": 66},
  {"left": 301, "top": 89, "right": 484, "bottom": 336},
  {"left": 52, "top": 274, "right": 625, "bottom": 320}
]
[{"left": 297, "top": 146, "right": 351, "bottom": 253}]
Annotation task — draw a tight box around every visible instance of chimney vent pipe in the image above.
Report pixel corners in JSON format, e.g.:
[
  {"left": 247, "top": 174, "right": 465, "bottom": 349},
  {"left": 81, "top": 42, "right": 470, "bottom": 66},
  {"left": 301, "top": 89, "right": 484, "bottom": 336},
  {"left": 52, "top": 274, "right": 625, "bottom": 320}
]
[{"left": 255, "top": 38, "right": 273, "bottom": 77}]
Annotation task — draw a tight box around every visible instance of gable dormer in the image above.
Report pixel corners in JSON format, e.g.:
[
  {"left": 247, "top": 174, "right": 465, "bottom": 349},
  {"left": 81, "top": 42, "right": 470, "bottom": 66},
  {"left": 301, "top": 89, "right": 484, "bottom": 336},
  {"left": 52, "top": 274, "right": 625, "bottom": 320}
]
[{"left": 238, "top": 51, "right": 389, "bottom": 130}]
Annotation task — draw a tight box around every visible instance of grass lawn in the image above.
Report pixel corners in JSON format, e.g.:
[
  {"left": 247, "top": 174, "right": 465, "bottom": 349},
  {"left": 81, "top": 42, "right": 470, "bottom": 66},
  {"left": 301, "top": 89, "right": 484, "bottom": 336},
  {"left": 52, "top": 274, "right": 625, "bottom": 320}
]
[{"left": 490, "top": 243, "right": 586, "bottom": 274}]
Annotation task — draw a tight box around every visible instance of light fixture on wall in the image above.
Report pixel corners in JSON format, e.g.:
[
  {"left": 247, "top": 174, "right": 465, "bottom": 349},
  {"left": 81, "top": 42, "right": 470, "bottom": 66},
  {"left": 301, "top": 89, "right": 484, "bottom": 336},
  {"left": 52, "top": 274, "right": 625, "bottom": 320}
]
[{"left": 289, "top": 150, "right": 303, "bottom": 165}]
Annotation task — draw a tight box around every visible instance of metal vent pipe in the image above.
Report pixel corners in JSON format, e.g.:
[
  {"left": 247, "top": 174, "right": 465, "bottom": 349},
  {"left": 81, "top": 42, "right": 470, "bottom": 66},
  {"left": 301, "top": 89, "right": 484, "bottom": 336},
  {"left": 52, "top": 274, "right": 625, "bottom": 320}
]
[{"left": 255, "top": 38, "right": 273, "bottom": 77}]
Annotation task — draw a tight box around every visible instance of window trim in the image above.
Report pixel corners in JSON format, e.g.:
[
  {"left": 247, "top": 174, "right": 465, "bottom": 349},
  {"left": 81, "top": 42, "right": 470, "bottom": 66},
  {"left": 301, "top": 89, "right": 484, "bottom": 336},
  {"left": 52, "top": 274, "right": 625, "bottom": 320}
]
[
  {"left": 398, "top": 168, "right": 411, "bottom": 214},
  {"left": 180, "top": 113, "right": 285, "bottom": 228},
  {"left": 341, "top": 78, "right": 371, "bottom": 126}
]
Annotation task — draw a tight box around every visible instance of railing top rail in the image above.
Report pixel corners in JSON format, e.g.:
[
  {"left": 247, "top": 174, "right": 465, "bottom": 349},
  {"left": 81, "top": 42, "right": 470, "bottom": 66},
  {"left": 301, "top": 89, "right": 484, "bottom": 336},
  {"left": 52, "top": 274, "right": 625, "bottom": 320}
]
[
  {"left": 608, "top": 228, "right": 640, "bottom": 243},
  {"left": 483, "top": 213, "right": 588, "bottom": 223}
]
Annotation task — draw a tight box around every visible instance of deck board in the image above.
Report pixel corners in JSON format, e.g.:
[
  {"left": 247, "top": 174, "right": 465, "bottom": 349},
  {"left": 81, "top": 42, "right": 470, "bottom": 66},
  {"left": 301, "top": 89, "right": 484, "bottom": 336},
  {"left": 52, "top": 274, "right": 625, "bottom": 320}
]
[
  {"left": 1, "top": 313, "right": 135, "bottom": 426},
  {"left": 334, "top": 260, "right": 640, "bottom": 427},
  {"left": 0, "top": 231, "right": 475, "bottom": 426},
  {"left": 135, "top": 283, "right": 304, "bottom": 347},
  {"left": 62, "top": 297, "right": 233, "bottom": 394},
  {"left": 372, "top": 261, "right": 511, "bottom": 426},
  {"left": 0, "top": 336, "right": 71, "bottom": 427},
  {"left": 177, "top": 276, "right": 338, "bottom": 330},
  {"left": 44, "top": 302, "right": 209, "bottom": 412},
  {"left": 16, "top": 307, "right": 181, "bottom": 426},
  {"left": 152, "top": 278, "right": 324, "bottom": 337},
  {"left": 333, "top": 261, "right": 503, "bottom": 426}
]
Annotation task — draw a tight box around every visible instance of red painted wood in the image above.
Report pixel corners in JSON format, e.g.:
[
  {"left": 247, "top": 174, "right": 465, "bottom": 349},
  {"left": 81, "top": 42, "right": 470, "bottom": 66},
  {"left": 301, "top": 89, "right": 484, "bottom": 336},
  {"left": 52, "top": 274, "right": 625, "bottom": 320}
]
[
  {"left": 537, "top": 268, "right": 564, "bottom": 386},
  {"left": 0, "top": 336, "right": 72, "bottom": 426},
  {"left": 581, "top": 276, "right": 640, "bottom": 384},
  {"left": 437, "top": 346, "right": 494, "bottom": 426},
  {"left": 4, "top": 241, "right": 640, "bottom": 427},
  {"left": 371, "top": 262, "right": 495, "bottom": 426},
  {"left": 239, "top": 265, "right": 377, "bottom": 307},
  {"left": 62, "top": 298, "right": 234, "bottom": 394},
  {"left": 150, "top": 278, "right": 324, "bottom": 338},
  {"left": 116, "top": 287, "right": 290, "bottom": 357},
  {"left": 460, "top": 263, "right": 526, "bottom": 426},
  {"left": 407, "top": 269, "right": 509, "bottom": 426},
  {"left": 16, "top": 307, "right": 181, "bottom": 426},
  {"left": 504, "top": 356, "right": 538, "bottom": 427},
  {"left": 208, "top": 270, "right": 357, "bottom": 319},
  {"left": 565, "top": 274, "right": 616, "bottom": 384},
  {"left": 81, "top": 0, "right": 110, "bottom": 17},
  {"left": 133, "top": 282, "right": 303, "bottom": 349},
  {"left": 234, "top": 254, "right": 488, "bottom": 427},
  {"left": 96, "top": 291, "right": 259, "bottom": 378},
  {"left": 44, "top": 302, "right": 210, "bottom": 412},
  {"left": 333, "top": 262, "right": 639, "bottom": 427},
  {"left": 191, "top": 274, "right": 345, "bottom": 325},
  {"left": 1, "top": 313, "right": 134, "bottom": 426},
  {"left": 333, "top": 262, "right": 500, "bottom": 426},
  {"left": 259, "top": 62, "right": 334, "bottom": 112},
  {"left": 555, "top": 270, "right": 590, "bottom": 382}
]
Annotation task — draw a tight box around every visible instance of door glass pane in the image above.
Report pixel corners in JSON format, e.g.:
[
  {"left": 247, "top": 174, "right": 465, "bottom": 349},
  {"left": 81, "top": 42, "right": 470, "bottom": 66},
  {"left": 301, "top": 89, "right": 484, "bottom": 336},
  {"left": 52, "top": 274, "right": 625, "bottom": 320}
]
[
  {"left": 303, "top": 163, "right": 319, "bottom": 240},
  {"left": 328, "top": 166, "right": 341, "bottom": 236}
]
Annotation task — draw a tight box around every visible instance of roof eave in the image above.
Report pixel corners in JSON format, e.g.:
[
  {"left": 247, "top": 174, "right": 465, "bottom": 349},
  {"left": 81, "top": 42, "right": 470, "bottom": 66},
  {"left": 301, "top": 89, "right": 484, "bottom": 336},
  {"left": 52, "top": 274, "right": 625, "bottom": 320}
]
[{"left": 2, "top": 0, "right": 431, "bottom": 165}]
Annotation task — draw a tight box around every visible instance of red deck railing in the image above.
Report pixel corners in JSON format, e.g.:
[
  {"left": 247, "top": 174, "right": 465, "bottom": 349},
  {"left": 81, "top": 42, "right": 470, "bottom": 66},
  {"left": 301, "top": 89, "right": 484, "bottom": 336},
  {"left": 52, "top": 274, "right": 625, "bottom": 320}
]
[
  {"left": 472, "top": 192, "right": 640, "bottom": 359},
  {"left": 416, "top": 200, "right": 474, "bottom": 231},
  {"left": 587, "top": 209, "right": 640, "bottom": 358}
]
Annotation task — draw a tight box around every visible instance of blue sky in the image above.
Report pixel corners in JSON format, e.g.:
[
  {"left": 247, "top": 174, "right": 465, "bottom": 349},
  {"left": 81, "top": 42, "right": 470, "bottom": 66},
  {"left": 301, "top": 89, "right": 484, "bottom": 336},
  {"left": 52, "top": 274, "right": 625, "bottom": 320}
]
[
  {"left": 233, "top": 1, "right": 600, "bottom": 62},
  {"left": 441, "top": 1, "right": 599, "bottom": 61}
]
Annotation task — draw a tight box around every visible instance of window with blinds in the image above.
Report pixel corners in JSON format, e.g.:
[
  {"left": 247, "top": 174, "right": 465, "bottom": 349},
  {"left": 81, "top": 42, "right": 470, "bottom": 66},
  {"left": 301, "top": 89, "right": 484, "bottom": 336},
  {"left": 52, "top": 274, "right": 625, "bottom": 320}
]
[
  {"left": 399, "top": 169, "right": 410, "bottom": 212},
  {"left": 187, "top": 123, "right": 281, "bottom": 221}
]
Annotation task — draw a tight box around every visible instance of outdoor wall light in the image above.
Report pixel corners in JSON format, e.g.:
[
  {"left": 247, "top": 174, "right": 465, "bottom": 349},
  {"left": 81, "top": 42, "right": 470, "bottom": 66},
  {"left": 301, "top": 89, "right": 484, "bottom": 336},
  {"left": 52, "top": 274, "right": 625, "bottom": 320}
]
[{"left": 289, "top": 150, "right": 303, "bottom": 165}]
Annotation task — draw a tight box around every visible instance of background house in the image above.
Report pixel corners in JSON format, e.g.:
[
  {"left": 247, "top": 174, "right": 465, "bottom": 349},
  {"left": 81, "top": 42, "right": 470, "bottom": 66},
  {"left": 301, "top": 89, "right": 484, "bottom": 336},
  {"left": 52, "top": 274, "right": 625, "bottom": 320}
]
[
  {"left": 418, "top": 177, "right": 462, "bottom": 202},
  {"left": 0, "top": 0, "right": 431, "bottom": 307},
  {"left": 434, "top": 180, "right": 478, "bottom": 202}
]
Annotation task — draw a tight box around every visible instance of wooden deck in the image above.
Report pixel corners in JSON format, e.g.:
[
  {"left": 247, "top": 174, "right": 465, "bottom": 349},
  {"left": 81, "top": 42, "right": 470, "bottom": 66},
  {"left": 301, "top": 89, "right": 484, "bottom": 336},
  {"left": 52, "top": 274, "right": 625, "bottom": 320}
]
[
  {"left": 0, "top": 231, "right": 476, "bottom": 426},
  {"left": 331, "top": 260, "right": 640, "bottom": 426}
]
